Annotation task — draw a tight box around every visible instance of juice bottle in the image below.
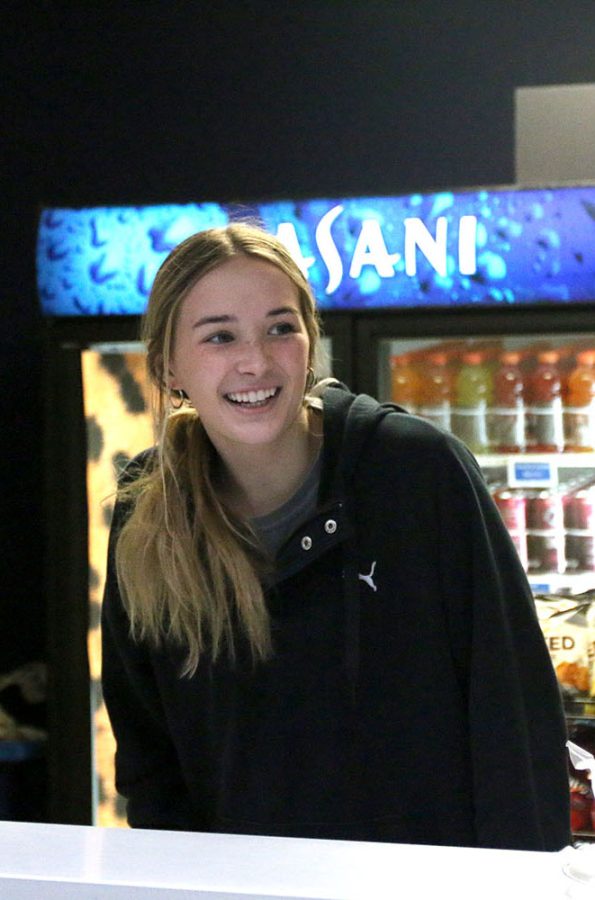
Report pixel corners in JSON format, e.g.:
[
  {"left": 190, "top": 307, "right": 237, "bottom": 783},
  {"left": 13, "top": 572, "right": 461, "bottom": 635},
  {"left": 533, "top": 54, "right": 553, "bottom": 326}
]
[
  {"left": 557, "top": 344, "right": 577, "bottom": 405},
  {"left": 390, "top": 354, "right": 419, "bottom": 411},
  {"left": 489, "top": 350, "right": 526, "bottom": 453},
  {"left": 491, "top": 485, "right": 528, "bottom": 569},
  {"left": 565, "top": 349, "right": 595, "bottom": 451},
  {"left": 417, "top": 351, "right": 452, "bottom": 431},
  {"left": 452, "top": 350, "right": 493, "bottom": 453},
  {"left": 525, "top": 350, "right": 564, "bottom": 453}
]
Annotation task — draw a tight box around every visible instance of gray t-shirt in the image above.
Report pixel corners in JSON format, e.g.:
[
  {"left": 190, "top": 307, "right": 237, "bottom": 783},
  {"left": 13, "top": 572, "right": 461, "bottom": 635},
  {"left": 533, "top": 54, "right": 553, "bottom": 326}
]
[{"left": 250, "top": 454, "right": 322, "bottom": 558}]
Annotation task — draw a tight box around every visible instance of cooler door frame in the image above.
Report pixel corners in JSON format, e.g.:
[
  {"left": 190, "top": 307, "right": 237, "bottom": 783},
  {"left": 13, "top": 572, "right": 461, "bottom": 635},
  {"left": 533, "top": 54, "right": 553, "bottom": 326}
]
[
  {"left": 44, "top": 315, "right": 141, "bottom": 825},
  {"left": 318, "top": 310, "right": 354, "bottom": 386}
]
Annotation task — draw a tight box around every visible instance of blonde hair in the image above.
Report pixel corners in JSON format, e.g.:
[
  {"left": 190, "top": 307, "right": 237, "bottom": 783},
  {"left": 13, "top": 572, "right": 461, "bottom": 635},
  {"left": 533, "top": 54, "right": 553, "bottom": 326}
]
[{"left": 115, "top": 223, "right": 322, "bottom": 675}]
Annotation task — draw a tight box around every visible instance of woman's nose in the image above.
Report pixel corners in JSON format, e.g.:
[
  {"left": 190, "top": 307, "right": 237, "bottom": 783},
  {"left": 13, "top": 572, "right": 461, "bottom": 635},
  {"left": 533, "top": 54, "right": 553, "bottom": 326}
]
[{"left": 235, "top": 338, "right": 270, "bottom": 375}]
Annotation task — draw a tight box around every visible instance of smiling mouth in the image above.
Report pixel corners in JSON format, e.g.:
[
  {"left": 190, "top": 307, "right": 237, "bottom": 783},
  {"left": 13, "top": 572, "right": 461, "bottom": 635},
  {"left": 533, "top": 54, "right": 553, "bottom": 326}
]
[{"left": 225, "top": 387, "right": 281, "bottom": 408}]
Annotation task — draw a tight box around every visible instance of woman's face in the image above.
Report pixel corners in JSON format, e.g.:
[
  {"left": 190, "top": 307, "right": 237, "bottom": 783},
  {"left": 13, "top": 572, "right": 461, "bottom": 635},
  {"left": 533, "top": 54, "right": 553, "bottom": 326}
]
[{"left": 169, "top": 255, "right": 311, "bottom": 458}]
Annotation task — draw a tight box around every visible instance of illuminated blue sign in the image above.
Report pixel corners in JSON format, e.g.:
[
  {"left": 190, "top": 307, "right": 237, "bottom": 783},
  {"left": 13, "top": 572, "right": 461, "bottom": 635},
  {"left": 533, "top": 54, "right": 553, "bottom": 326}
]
[{"left": 36, "top": 186, "right": 595, "bottom": 316}]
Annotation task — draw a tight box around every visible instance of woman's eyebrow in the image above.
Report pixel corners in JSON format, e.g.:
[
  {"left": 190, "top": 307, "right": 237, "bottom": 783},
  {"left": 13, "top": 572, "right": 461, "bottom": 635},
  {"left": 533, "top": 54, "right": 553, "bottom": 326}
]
[
  {"left": 192, "top": 314, "right": 236, "bottom": 329},
  {"left": 192, "top": 306, "right": 299, "bottom": 329},
  {"left": 266, "top": 306, "right": 300, "bottom": 317}
]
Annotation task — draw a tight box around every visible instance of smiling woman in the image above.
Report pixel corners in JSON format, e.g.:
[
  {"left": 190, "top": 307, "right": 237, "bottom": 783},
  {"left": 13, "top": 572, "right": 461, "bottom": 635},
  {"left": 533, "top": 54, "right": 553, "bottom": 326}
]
[
  {"left": 109, "top": 225, "right": 322, "bottom": 678},
  {"left": 101, "top": 222, "right": 571, "bottom": 851}
]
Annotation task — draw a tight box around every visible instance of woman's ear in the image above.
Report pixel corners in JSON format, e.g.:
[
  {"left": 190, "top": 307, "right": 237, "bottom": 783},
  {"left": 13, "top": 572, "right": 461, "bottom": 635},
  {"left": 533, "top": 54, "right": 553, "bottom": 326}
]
[{"left": 166, "top": 365, "right": 180, "bottom": 392}]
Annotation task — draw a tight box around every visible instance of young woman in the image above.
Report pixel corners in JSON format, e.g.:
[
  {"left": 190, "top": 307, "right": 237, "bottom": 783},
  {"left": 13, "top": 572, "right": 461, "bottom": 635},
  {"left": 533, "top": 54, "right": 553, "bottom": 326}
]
[{"left": 102, "top": 222, "right": 570, "bottom": 850}]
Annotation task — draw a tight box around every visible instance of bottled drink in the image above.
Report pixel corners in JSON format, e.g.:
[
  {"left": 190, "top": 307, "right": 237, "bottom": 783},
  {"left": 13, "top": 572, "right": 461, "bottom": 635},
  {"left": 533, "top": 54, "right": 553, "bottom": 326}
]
[
  {"left": 452, "top": 350, "right": 493, "bottom": 453},
  {"left": 557, "top": 344, "right": 576, "bottom": 403},
  {"left": 565, "top": 349, "right": 595, "bottom": 452},
  {"left": 389, "top": 354, "right": 419, "bottom": 411},
  {"left": 568, "top": 480, "right": 595, "bottom": 530},
  {"left": 525, "top": 350, "right": 564, "bottom": 453},
  {"left": 527, "top": 532, "right": 567, "bottom": 574},
  {"left": 489, "top": 350, "right": 526, "bottom": 453},
  {"left": 417, "top": 351, "right": 452, "bottom": 431},
  {"left": 525, "top": 487, "right": 567, "bottom": 574},
  {"left": 492, "top": 486, "right": 528, "bottom": 569},
  {"left": 564, "top": 480, "right": 595, "bottom": 572},
  {"left": 526, "top": 487, "right": 565, "bottom": 531}
]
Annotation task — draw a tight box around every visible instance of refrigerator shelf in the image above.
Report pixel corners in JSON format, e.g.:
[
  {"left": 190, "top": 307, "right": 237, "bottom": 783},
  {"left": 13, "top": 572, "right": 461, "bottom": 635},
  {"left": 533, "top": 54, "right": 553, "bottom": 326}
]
[
  {"left": 478, "top": 453, "right": 595, "bottom": 490},
  {"left": 566, "top": 716, "right": 595, "bottom": 727},
  {"left": 564, "top": 698, "right": 595, "bottom": 721},
  {"left": 572, "top": 832, "right": 595, "bottom": 844},
  {"left": 478, "top": 454, "right": 595, "bottom": 469},
  {"left": 528, "top": 572, "right": 595, "bottom": 596}
]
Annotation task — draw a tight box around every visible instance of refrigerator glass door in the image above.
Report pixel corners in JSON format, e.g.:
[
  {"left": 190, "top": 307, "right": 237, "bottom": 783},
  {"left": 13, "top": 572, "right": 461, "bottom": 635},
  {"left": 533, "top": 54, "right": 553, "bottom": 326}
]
[{"left": 378, "top": 332, "right": 595, "bottom": 597}]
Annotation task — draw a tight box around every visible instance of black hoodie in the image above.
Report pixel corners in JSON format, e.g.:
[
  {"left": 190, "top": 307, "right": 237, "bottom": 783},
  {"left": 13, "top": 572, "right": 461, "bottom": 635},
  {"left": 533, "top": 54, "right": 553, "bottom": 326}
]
[{"left": 101, "top": 384, "right": 570, "bottom": 850}]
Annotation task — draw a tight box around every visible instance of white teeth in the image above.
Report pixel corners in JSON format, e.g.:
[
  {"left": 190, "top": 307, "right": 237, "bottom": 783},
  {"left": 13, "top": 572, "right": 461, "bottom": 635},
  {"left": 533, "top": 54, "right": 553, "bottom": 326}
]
[{"left": 227, "top": 387, "right": 277, "bottom": 404}]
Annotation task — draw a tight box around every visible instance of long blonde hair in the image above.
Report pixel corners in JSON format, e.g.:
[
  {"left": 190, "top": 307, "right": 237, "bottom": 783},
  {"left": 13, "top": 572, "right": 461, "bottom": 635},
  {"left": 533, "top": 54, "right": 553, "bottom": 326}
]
[{"left": 115, "top": 223, "right": 322, "bottom": 675}]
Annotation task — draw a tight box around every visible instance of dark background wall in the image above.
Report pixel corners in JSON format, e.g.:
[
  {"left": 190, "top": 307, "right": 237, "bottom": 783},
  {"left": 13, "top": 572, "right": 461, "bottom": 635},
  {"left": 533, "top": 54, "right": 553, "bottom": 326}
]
[{"left": 4, "top": 0, "right": 595, "bottom": 672}]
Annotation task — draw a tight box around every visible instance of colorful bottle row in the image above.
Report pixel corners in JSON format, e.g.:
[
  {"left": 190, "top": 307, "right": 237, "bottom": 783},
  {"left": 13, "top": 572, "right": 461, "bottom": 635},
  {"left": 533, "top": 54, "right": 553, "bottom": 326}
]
[
  {"left": 491, "top": 479, "right": 595, "bottom": 574},
  {"left": 390, "top": 344, "right": 595, "bottom": 454}
]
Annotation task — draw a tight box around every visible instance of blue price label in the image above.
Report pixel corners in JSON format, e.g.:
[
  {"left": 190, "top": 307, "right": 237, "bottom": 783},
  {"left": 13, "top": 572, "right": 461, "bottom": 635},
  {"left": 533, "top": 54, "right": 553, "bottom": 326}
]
[
  {"left": 529, "top": 583, "right": 553, "bottom": 595},
  {"left": 508, "top": 460, "right": 555, "bottom": 487}
]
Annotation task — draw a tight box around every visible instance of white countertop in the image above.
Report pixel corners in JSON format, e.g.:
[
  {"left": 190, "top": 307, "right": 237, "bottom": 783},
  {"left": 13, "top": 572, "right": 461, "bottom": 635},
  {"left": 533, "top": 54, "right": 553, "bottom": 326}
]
[{"left": 0, "top": 820, "right": 589, "bottom": 899}]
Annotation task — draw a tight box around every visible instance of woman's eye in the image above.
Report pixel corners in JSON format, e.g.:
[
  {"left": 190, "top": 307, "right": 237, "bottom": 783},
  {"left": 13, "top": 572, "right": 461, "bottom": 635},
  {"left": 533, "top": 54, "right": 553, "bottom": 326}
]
[
  {"left": 269, "top": 321, "right": 296, "bottom": 336},
  {"left": 204, "top": 331, "right": 234, "bottom": 345}
]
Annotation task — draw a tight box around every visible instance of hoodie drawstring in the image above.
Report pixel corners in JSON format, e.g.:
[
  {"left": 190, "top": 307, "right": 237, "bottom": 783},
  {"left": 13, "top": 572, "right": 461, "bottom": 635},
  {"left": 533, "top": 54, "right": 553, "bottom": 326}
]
[{"left": 342, "top": 533, "right": 361, "bottom": 705}]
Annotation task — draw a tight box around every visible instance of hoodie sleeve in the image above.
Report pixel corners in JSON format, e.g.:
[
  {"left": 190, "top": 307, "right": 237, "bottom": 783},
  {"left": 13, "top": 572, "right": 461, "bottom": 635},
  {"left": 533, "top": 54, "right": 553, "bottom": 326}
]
[
  {"left": 101, "top": 494, "right": 204, "bottom": 831},
  {"left": 436, "top": 434, "right": 570, "bottom": 851}
]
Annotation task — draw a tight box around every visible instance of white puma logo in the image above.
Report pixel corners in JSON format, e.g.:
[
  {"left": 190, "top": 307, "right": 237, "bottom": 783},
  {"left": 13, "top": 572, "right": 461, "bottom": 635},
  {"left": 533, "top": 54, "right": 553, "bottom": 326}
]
[{"left": 358, "top": 561, "right": 377, "bottom": 592}]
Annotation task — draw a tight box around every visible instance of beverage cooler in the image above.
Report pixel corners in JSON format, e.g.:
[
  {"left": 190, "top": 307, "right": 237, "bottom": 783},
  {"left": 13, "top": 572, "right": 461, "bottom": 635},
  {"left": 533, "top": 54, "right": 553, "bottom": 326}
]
[
  {"left": 38, "top": 187, "right": 595, "bottom": 838},
  {"left": 355, "top": 320, "right": 595, "bottom": 838}
]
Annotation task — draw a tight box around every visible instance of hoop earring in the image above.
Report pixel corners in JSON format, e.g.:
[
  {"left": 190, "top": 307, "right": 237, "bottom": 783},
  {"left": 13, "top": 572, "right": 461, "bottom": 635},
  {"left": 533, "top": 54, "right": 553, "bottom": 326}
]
[
  {"left": 304, "top": 366, "right": 315, "bottom": 395},
  {"left": 170, "top": 389, "right": 187, "bottom": 410}
]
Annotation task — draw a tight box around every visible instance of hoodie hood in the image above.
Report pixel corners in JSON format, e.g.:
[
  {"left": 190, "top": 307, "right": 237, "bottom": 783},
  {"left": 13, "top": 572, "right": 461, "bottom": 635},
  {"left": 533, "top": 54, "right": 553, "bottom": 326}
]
[{"left": 318, "top": 382, "right": 407, "bottom": 505}]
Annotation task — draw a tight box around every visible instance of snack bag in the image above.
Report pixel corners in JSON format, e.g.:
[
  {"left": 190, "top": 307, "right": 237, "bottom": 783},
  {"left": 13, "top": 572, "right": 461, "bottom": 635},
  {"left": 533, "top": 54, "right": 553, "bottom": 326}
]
[{"left": 535, "top": 595, "right": 591, "bottom": 696}]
